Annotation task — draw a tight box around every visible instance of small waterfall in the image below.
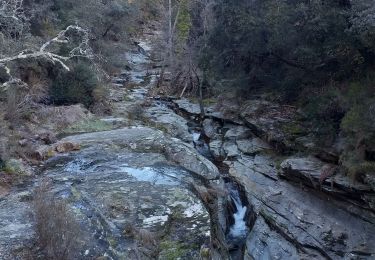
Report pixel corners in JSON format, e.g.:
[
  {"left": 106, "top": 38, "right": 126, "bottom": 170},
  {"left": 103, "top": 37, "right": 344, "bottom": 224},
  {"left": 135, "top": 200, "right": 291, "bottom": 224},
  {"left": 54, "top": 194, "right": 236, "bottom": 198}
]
[
  {"left": 229, "top": 189, "right": 248, "bottom": 239},
  {"left": 192, "top": 132, "right": 201, "bottom": 143}
]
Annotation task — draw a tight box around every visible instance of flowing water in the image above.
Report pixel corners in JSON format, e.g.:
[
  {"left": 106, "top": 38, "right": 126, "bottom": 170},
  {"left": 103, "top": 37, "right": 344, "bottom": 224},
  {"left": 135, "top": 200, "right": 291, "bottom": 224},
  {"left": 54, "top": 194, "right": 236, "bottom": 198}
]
[{"left": 228, "top": 188, "right": 248, "bottom": 239}]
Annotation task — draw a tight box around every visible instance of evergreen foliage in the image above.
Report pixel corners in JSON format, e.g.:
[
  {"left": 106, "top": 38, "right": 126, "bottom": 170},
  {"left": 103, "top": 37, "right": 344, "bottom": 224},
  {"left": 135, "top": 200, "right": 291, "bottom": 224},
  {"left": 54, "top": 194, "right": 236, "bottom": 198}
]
[{"left": 49, "top": 61, "right": 98, "bottom": 108}]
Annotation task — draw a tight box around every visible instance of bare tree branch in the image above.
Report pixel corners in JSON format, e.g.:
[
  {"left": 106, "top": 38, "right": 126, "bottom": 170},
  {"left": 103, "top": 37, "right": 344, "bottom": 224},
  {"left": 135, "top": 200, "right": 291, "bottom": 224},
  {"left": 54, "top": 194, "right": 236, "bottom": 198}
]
[{"left": 0, "top": 25, "right": 93, "bottom": 75}]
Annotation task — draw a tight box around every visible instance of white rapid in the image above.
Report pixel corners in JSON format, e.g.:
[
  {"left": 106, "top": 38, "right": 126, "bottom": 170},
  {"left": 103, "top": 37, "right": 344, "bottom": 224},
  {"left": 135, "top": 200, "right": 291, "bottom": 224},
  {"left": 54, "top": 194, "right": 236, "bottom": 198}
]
[
  {"left": 229, "top": 189, "right": 248, "bottom": 238},
  {"left": 192, "top": 132, "right": 201, "bottom": 143}
]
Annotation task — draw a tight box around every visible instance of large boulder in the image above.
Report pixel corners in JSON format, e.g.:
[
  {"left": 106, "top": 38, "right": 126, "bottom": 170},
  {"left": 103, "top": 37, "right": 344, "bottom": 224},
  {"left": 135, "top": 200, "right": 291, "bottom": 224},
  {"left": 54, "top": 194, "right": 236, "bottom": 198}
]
[
  {"left": 61, "top": 127, "right": 220, "bottom": 181},
  {"left": 144, "top": 106, "right": 192, "bottom": 143}
]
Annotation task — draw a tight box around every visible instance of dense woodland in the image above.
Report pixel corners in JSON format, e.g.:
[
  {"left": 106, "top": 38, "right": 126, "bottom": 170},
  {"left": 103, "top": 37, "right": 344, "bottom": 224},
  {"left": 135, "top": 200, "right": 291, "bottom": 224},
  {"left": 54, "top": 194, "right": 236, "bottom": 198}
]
[{"left": 167, "top": 0, "right": 375, "bottom": 180}]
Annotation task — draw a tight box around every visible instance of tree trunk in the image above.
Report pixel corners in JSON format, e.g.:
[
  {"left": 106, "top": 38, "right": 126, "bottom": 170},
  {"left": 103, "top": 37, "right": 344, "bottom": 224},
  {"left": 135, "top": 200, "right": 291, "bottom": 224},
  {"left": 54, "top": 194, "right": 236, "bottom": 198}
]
[{"left": 168, "top": 0, "right": 173, "bottom": 69}]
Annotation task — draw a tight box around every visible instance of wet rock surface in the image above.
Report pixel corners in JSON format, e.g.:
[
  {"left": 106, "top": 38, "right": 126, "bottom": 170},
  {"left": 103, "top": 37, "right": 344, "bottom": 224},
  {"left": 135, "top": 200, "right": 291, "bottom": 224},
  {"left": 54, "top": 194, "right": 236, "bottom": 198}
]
[
  {"left": 61, "top": 127, "right": 219, "bottom": 181},
  {"left": 227, "top": 155, "right": 375, "bottom": 259},
  {"left": 42, "top": 144, "right": 211, "bottom": 259}
]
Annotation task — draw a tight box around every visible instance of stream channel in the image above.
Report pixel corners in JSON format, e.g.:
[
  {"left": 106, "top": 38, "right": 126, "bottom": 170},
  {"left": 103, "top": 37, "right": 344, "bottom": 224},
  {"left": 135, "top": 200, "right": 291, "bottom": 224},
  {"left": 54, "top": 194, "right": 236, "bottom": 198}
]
[{"left": 40, "top": 31, "right": 252, "bottom": 259}]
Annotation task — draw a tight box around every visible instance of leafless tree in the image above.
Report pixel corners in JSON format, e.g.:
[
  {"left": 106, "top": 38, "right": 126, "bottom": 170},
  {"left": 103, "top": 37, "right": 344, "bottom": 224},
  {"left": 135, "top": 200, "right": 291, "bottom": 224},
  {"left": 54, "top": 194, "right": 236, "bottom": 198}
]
[
  {"left": 0, "top": 25, "right": 93, "bottom": 73},
  {"left": 0, "top": 0, "right": 28, "bottom": 38},
  {"left": 0, "top": 23, "right": 93, "bottom": 121}
]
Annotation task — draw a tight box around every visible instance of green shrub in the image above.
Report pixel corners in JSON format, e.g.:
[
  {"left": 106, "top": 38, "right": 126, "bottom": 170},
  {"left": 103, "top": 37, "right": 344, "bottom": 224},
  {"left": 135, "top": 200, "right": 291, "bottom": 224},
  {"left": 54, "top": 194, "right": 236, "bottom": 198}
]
[
  {"left": 341, "top": 150, "right": 375, "bottom": 181},
  {"left": 302, "top": 88, "right": 345, "bottom": 146},
  {"left": 49, "top": 61, "right": 98, "bottom": 108},
  {"left": 341, "top": 82, "right": 375, "bottom": 137}
]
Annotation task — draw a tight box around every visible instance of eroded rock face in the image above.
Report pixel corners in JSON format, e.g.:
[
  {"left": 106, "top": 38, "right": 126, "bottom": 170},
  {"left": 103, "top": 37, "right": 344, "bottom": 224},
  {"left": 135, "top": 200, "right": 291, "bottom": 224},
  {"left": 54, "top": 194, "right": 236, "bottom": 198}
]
[
  {"left": 161, "top": 96, "right": 375, "bottom": 260},
  {"left": 174, "top": 98, "right": 203, "bottom": 115},
  {"left": 144, "top": 104, "right": 192, "bottom": 143},
  {"left": 240, "top": 100, "right": 304, "bottom": 153},
  {"left": 236, "top": 138, "right": 272, "bottom": 156},
  {"left": 226, "top": 156, "right": 375, "bottom": 259},
  {"left": 6, "top": 124, "right": 216, "bottom": 259},
  {"left": 186, "top": 95, "right": 375, "bottom": 259},
  {"left": 280, "top": 157, "right": 375, "bottom": 208}
]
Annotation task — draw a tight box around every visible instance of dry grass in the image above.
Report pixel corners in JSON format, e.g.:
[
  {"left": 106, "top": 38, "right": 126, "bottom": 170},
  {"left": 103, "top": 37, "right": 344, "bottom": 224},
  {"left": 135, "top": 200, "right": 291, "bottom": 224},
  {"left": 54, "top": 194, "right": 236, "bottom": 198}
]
[
  {"left": 91, "top": 85, "right": 112, "bottom": 115},
  {"left": 33, "top": 180, "right": 83, "bottom": 260},
  {"left": 35, "top": 104, "right": 92, "bottom": 130},
  {"left": 123, "top": 223, "right": 159, "bottom": 258},
  {"left": 319, "top": 165, "right": 337, "bottom": 184}
]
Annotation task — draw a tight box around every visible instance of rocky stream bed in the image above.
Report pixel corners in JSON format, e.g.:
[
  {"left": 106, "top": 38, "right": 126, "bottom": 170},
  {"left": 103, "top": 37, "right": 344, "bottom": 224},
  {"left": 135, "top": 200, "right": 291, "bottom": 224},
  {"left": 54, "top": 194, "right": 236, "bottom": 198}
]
[{"left": 0, "top": 28, "right": 374, "bottom": 260}]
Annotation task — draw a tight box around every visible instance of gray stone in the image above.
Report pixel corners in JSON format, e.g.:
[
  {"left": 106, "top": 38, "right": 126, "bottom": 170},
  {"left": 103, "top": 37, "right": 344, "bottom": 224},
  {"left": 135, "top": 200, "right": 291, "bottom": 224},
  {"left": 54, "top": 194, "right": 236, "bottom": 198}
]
[
  {"left": 365, "top": 174, "right": 375, "bottom": 192},
  {"left": 240, "top": 100, "right": 304, "bottom": 152},
  {"left": 174, "top": 98, "right": 202, "bottom": 115},
  {"left": 202, "top": 119, "right": 219, "bottom": 139},
  {"left": 145, "top": 105, "right": 192, "bottom": 143},
  {"left": 236, "top": 138, "right": 272, "bottom": 155},
  {"left": 279, "top": 157, "right": 373, "bottom": 196},
  {"left": 223, "top": 125, "right": 252, "bottom": 140},
  {"left": 227, "top": 157, "right": 375, "bottom": 259},
  {"left": 245, "top": 217, "right": 300, "bottom": 260},
  {"left": 0, "top": 191, "right": 34, "bottom": 259},
  {"left": 223, "top": 142, "right": 239, "bottom": 159},
  {"left": 209, "top": 140, "right": 225, "bottom": 160},
  {"left": 62, "top": 127, "right": 219, "bottom": 180}
]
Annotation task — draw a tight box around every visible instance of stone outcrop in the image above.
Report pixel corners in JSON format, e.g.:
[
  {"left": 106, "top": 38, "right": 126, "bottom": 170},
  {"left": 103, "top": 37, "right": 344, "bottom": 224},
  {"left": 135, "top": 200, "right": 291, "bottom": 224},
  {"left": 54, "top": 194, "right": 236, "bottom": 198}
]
[
  {"left": 236, "top": 138, "right": 272, "bottom": 156},
  {"left": 145, "top": 105, "right": 192, "bottom": 143},
  {"left": 62, "top": 127, "right": 219, "bottom": 180},
  {"left": 227, "top": 156, "right": 375, "bottom": 259},
  {"left": 202, "top": 119, "right": 220, "bottom": 139},
  {"left": 240, "top": 100, "right": 304, "bottom": 153},
  {"left": 176, "top": 96, "right": 375, "bottom": 259},
  {"left": 280, "top": 157, "right": 375, "bottom": 210},
  {"left": 173, "top": 98, "right": 243, "bottom": 124}
]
